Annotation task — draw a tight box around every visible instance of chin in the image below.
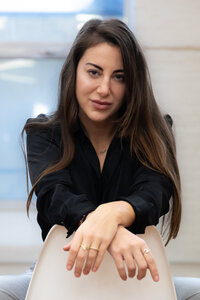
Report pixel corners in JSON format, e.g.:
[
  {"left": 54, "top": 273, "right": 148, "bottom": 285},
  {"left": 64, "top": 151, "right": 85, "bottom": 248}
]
[
  {"left": 87, "top": 112, "right": 111, "bottom": 123},
  {"left": 90, "top": 117, "right": 109, "bottom": 123},
  {"left": 79, "top": 109, "right": 115, "bottom": 125}
]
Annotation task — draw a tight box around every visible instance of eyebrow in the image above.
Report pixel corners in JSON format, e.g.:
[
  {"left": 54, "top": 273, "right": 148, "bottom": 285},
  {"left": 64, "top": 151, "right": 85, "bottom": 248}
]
[{"left": 86, "top": 62, "right": 124, "bottom": 73}]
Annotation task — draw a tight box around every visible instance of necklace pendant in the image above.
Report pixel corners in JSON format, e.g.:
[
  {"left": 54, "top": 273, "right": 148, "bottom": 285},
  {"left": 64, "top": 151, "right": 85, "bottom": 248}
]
[{"left": 99, "top": 149, "right": 107, "bottom": 155}]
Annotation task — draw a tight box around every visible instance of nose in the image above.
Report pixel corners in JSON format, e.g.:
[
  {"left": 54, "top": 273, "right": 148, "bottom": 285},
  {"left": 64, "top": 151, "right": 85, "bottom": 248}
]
[{"left": 97, "top": 77, "right": 111, "bottom": 97}]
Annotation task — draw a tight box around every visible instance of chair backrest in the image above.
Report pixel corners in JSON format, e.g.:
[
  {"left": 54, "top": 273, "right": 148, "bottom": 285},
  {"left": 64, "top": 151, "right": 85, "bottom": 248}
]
[{"left": 25, "top": 225, "right": 177, "bottom": 300}]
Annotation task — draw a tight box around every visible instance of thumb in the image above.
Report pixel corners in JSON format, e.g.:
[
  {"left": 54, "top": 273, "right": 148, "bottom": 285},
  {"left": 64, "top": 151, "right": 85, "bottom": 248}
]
[{"left": 63, "top": 241, "right": 72, "bottom": 251}]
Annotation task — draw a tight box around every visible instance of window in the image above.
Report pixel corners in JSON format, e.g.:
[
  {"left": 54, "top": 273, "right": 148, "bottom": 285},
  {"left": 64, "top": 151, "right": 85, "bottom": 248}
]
[
  {"left": 0, "top": 58, "right": 63, "bottom": 201},
  {"left": 0, "top": 0, "right": 125, "bottom": 202}
]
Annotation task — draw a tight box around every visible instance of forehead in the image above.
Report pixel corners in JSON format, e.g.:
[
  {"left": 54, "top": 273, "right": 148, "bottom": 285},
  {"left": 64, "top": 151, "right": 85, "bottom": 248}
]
[{"left": 79, "top": 42, "right": 124, "bottom": 69}]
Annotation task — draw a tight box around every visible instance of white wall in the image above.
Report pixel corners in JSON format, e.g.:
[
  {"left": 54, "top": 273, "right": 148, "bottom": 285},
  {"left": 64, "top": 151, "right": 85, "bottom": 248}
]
[
  {"left": 133, "top": 0, "right": 200, "bottom": 263},
  {"left": 0, "top": 202, "right": 42, "bottom": 273}
]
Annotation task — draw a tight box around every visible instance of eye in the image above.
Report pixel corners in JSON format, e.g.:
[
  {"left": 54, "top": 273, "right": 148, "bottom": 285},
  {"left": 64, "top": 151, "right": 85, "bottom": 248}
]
[
  {"left": 87, "top": 69, "right": 100, "bottom": 77},
  {"left": 114, "top": 74, "right": 125, "bottom": 82}
]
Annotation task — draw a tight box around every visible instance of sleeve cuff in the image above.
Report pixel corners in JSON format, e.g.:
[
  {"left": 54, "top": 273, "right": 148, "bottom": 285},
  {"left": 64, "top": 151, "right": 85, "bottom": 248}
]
[
  {"left": 65, "top": 202, "right": 96, "bottom": 237},
  {"left": 114, "top": 195, "right": 158, "bottom": 234}
]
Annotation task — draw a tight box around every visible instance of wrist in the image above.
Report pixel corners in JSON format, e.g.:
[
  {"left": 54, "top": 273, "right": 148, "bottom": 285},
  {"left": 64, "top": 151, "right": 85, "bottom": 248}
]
[
  {"left": 79, "top": 211, "right": 93, "bottom": 226},
  {"left": 114, "top": 201, "right": 135, "bottom": 227},
  {"left": 97, "top": 201, "right": 135, "bottom": 227}
]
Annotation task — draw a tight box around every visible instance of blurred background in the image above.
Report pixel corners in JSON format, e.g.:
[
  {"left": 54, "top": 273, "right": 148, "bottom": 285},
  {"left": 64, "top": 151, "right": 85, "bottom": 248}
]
[{"left": 0, "top": 0, "right": 200, "bottom": 276}]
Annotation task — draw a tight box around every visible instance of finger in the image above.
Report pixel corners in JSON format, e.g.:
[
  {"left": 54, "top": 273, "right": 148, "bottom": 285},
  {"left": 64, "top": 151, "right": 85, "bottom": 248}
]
[
  {"left": 111, "top": 253, "right": 127, "bottom": 281},
  {"left": 143, "top": 250, "right": 159, "bottom": 282},
  {"left": 134, "top": 250, "right": 148, "bottom": 280},
  {"left": 92, "top": 242, "right": 107, "bottom": 273},
  {"left": 63, "top": 241, "right": 72, "bottom": 251},
  {"left": 83, "top": 247, "right": 99, "bottom": 275},
  {"left": 123, "top": 253, "right": 136, "bottom": 278},
  {"left": 66, "top": 235, "right": 83, "bottom": 271},
  {"left": 74, "top": 241, "right": 90, "bottom": 277}
]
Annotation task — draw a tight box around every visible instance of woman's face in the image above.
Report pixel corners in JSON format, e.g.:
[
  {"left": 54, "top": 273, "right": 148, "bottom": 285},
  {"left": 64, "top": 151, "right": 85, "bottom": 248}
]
[{"left": 76, "top": 42, "right": 126, "bottom": 125}]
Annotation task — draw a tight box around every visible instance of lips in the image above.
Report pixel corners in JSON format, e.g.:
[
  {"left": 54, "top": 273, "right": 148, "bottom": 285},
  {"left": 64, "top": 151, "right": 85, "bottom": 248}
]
[
  {"left": 90, "top": 99, "right": 112, "bottom": 110},
  {"left": 92, "top": 99, "right": 111, "bottom": 105}
]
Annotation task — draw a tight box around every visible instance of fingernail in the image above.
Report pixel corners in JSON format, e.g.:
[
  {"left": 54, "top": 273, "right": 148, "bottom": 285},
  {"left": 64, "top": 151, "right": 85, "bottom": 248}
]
[
  {"left": 92, "top": 267, "right": 97, "bottom": 272},
  {"left": 154, "top": 275, "right": 159, "bottom": 281},
  {"left": 67, "top": 265, "right": 72, "bottom": 270}
]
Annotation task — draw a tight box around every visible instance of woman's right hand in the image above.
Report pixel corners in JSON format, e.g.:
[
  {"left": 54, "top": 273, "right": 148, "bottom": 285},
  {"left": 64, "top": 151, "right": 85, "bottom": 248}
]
[
  {"left": 108, "top": 225, "right": 159, "bottom": 282},
  {"left": 63, "top": 203, "right": 120, "bottom": 277}
]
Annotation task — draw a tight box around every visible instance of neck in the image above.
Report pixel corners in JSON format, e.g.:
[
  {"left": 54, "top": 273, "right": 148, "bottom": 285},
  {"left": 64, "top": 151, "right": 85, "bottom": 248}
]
[{"left": 79, "top": 115, "right": 115, "bottom": 153}]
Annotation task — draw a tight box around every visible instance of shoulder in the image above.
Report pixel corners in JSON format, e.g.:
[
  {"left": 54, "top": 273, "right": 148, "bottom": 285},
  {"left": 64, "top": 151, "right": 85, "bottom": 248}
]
[
  {"left": 26, "top": 113, "right": 49, "bottom": 124},
  {"left": 25, "top": 114, "right": 60, "bottom": 133},
  {"left": 25, "top": 114, "right": 62, "bottom": 145},
  {"left": 164, "top": 114, "right": 173, "bottom": 128}
]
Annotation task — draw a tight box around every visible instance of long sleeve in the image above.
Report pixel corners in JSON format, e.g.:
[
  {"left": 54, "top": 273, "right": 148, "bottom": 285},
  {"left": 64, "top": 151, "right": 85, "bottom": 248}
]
[
  {"left": 117, "top": 114, "right": 174, "bottom": 233},
  {"left": 26, "top": 118, "right": 96, "bottom": 240},
  {"left": 118, "top": 163, "right": 172, "bottom": 234}
]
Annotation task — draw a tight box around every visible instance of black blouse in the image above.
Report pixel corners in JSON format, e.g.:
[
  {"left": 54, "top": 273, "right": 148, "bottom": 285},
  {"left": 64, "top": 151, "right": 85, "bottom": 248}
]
[{"left": 26, "top": 115, "right": 172, "bottom": 241}]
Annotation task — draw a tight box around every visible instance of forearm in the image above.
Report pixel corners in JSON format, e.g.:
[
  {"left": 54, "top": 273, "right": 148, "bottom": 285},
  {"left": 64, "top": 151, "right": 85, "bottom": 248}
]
[
  {"left": 36, "top": 175, "right": 96, "bottom": 240},
  {"left": 96, "top": 201, "right": 135, "bottom": 228}
]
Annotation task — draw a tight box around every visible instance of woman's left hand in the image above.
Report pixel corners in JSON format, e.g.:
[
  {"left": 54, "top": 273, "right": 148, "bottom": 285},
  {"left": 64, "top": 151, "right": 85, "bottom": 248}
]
[{"left": 108, "top": 225, "right": 159, "bottom": 282}]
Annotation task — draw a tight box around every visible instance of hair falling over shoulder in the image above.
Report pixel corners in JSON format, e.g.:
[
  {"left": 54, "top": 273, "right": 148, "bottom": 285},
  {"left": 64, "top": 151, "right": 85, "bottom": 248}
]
[{"left": 22, "top": 18, "right": 181, "bottom": 245}]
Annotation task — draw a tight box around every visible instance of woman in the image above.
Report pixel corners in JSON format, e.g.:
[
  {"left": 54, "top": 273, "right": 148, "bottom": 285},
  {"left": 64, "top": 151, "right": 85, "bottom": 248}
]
[{"left": 0, "top": 18, "right": 199, "bottom": 300}]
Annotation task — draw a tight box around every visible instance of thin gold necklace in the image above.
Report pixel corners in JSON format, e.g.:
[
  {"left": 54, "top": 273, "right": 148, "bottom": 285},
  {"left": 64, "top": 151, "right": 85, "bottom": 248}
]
[{"left": 99, "top": 148, "right": 107, "bottom": 155}]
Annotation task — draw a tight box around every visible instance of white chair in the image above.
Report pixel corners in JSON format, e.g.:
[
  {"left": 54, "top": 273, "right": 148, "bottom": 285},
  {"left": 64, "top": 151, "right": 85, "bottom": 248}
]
[{"left": 25, "top": 225, "right": 177, "bottom": 300}]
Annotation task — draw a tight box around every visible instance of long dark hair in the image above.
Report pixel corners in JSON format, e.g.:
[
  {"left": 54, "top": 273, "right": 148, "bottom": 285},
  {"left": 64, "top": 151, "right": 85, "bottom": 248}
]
[{"left": 22, "top": 18, "right": 181, "bottom": 244}]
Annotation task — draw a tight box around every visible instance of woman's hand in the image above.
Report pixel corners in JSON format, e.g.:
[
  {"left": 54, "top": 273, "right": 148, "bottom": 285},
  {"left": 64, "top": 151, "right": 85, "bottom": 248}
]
[
  {"left": 108, "top": 225, "right": 159, "bottom": 282},
  {"left": 63, "top": 203, "right": 122, "bottom": 277}
]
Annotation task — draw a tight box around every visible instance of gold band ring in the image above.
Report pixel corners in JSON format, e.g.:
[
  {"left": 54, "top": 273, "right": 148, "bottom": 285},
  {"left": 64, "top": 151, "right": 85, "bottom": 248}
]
[
  {"left": 81, "top": 243, "right": 89, "bottom": 251},
  {"left": 89, "top": 246, "right": 99, "bottom": 252},
  {"left": 143, "top": 248, "right": 151, "bottom": 254}
]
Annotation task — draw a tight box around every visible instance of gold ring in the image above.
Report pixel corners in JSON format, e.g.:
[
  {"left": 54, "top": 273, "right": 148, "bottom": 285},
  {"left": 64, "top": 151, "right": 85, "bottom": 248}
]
[
  {"left": 89, "top": 246, "right": 99, "bottom": 252},
  {"left": 143, "top": 248, "right": 151, "bottom": 254},
  {"left": 81, "top": 243, "right": 89, "bottom": 251}
]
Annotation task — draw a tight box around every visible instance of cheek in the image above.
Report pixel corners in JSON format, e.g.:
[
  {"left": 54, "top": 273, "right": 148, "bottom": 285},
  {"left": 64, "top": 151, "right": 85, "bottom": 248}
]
[
  {"left": 76, "top": 73, "right": 93, "bottom": 97},
  {"left": 76, "top": 74, "right": 83, "bottom": 98}
]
